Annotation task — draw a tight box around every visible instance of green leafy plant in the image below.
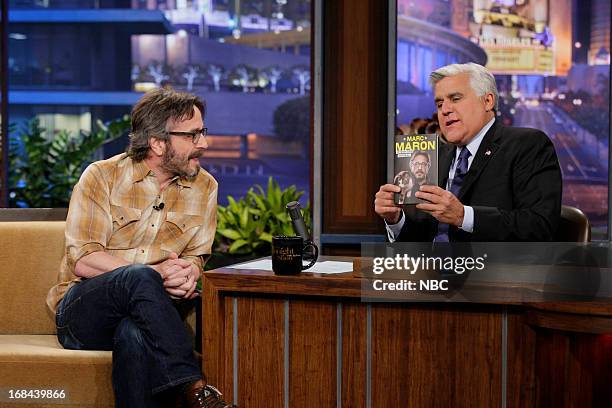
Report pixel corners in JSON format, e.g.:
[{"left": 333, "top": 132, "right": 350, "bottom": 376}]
[
  {"left": 8, "top": 116, "right": 130, "bottom": 207},
  {"left": 214, "top": 177, "right": 311, "bottom": 257}
]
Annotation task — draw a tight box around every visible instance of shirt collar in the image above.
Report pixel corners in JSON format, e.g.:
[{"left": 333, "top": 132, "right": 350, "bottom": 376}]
[
  {"left": 131, "top": 158, "right": 193, "bottom": 188},
  {"left": 176, "top": 177, "right": 193, "bottom": 188},
  {"left": 461, "top": 117, "right": 495, "bottom": 158},
  {"left": 132, "top": 159, "right": 152, "bottom": 183}
]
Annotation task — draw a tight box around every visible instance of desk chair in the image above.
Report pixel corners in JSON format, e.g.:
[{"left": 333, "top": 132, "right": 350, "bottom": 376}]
[{"left": 555, "top": 205, "right": 591, "bottom": 242}]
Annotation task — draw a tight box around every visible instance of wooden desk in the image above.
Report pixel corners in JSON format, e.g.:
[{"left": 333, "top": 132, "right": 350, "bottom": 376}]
[{"left": 201, "top": 257, "right": 612, "bottom": 407}]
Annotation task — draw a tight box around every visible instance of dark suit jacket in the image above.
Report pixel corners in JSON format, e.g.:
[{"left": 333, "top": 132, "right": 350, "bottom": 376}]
[{"left": 397, "top": 121, "right": 562, "bottom": 242}]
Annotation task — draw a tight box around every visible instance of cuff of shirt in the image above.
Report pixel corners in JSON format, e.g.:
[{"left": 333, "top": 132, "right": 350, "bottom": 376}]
[
  {"left": 67, "top": 242, "right": 105, "bottom": 273},
  {"left": 385, "top": 211, "right": 405, "bottom": 242},
  {"left": 460, "top": 205, "right": 474, "bottom": 233}
]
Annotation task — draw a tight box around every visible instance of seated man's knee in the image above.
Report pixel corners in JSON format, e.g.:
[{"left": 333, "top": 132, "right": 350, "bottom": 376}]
[
  {"left": 114, "top": 318, "right": 145, "bottom": 350},
  {"left": 120, "top": 264, "right": 162, "bottom": 287}
]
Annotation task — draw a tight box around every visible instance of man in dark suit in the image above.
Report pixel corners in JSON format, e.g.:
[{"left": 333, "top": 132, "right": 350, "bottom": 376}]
[{"left": 375, "top": 63, "right": 562, "bottom": 242}]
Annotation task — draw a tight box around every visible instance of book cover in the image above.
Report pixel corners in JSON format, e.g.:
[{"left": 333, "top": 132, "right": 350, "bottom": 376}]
[{"left": 393, "top": 133, "right": 438, "bottom": 205}]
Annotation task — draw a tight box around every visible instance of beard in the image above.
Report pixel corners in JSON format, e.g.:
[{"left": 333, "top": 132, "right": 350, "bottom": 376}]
[
  {"left": 414, "top": 171, "right": 427, "bottom": 184},
  {"left": 160, "top": 143, "right": 203, "bottom": 179}
]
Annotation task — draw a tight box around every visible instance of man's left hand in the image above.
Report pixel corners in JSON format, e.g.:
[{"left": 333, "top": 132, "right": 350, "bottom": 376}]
[
  {"left": 164, "top": 261, "right": 200, "bottom": 299},
  {"left": 415, "top": 185, "right": 464, "bottom": 227}
]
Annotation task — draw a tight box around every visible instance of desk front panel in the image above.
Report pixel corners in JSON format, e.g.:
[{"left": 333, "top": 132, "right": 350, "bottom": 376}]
[
  {"left": 203, "top": 289, "right": 508, "bottom": 407},
  {"left": 201, "top": 267, "right": 612, "bottom": 407}
]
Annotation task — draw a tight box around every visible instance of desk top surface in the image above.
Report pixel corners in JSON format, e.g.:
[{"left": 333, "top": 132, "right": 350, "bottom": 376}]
[
  {"left": 203, "top": 256, "right": 361, "bottom": 298},
  {"left": 203, "top": 256, "right": 612, "bottom": 315}
]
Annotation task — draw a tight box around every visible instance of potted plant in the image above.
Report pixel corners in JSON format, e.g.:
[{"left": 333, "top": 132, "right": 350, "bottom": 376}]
[
  {"left": 207, "top": 177, "right": 311, "bottom": 269},
  {"left": 9, "top": 116, "right": 130, "bottom": 208}
]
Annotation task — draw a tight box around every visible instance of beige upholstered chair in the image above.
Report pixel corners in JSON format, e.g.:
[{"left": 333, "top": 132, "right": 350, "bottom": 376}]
[
  {"left": 0, "top": 221, "right": 114, "bottom": 407},
  {"left": 0, "top": 221, "right": 114, "bottom": 408},
  {"left": 0, "top": 215, "right": 198, "bottom": 407}
]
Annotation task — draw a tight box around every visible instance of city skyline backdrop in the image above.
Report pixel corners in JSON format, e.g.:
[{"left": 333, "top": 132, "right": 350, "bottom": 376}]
[{"left": 1, "top": 0, "right": 610, "bottom": 238}]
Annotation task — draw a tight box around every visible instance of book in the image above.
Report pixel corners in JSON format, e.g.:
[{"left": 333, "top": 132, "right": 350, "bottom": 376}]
[{"left": 393, "top": 133, "right": 438, "bottom": 205}]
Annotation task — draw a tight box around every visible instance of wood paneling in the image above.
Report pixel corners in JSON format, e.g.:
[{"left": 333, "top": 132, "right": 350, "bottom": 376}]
[
  {"left": 527, "top": 309, "right": 612, "bottom": 334},
  {"left": 288, "top": 300, "right": 337, "bottom": 406},
  {"left": 222, "top": 296, "right": 234, "bottom": 400},
  {"left": 236, "top": 297, "right": 285, "bottom": 407},
  {"left": 341, "top": 302, "right": 367, "bottom": 408},
  {"left": 528, "top": 301, "right": 612, "bottom": 317},
  {"left": 533, "top": 330, "right": 612, "bottom": 408},
  {"left": 372, "top": 304, "right": 503, "bottom": 407},
  {"left": 202, "top": 261, "right": 612, "bottom": 407},
  {"left": 203, "top": 260, "right": 363, "bottom": 298},
  {"left": 201, "top": 278, "right": 226, "bottom": 388},
  {"left": 370, "top": 305, "right": 412, "bottom": 407},
  {"left": 589, "top": 335, "right": 612, "bottom": 407},
  {"left": 534, "top": 329, "right": 570, "bottom": 408},
  {"left": 506, "top": 309, "right": 536, "bottom": 408},
  {"left": 566, "top": 333, "right": 595, "bottom": 407},
  {"left": 322, "top": 0, "right": 387, "bottom": 234}
]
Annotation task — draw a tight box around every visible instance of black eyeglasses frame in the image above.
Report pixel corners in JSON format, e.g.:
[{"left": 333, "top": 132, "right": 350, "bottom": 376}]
[{"left": 167, "top": 128, "right": 208, "bottom": 144}]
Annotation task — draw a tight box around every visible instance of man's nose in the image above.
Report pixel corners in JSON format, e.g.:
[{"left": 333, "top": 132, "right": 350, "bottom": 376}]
[
  {"left": 441, "top": 100, "right": 452, "bottom": 115},
  {"left": 195, "top": 135, "right": 208, "bottom": 149}
]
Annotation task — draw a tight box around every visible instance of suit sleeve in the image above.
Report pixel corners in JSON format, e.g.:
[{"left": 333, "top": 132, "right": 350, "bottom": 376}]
[
  {"left": 471, "top": 131, "right": 562, "bottom": 241},
  {"left": 395, "top": 205, "right": 437, "bottom": 242}
]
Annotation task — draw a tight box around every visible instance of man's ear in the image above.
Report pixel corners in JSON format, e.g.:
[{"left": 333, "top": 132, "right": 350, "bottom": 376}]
[
  {"left": 149, "top": 137, "right": 166, "bottom": 157},
  {"left": 484, "top": 92, "right": 495, "bottom": 112}
]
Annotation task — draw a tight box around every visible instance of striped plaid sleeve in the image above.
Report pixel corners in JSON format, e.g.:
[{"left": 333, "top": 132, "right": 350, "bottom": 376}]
[
  {"left": 64, "top": 163, "right": 113, "bottom": 273},
  {"left": 180, "top": 175, "right": 218, "bottom": 273}
]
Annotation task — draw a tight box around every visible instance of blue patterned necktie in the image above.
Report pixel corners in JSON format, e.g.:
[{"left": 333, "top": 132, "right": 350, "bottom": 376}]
[{"left": 434, "top": 147, "right": 471, "bottom": 242}]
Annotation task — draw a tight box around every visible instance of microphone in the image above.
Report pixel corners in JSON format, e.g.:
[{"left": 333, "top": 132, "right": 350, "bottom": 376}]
[
  {"left": 286, "top": 201, "right": 310, "bottom": 241},
  {"left": 153, "top": 202, "right": 165, "bottom": 211}
]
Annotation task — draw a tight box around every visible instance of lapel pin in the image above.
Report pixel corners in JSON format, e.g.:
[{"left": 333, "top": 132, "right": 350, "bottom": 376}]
[{"left": 485, "top": 150, "right": 491, "bottom": 156}]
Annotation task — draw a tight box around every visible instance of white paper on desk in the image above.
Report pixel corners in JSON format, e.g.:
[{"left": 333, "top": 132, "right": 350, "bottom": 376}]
[
  {"left": 227, "top": 259, "right": 352, "bottom": 274},
  {"left": 307, "top": 261, "right": 353, "bottom": 274},
  {"left": 228, "top": 259, "right": 273, "bottom": 270}
]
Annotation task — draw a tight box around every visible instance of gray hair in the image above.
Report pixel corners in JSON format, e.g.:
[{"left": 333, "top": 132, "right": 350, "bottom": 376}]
[{"left": 429, "top": 63, "right": 499, "bottom": 111}]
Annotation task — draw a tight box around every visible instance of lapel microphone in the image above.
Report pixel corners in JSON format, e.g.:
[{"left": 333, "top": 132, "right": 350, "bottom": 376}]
[{"left": 153, "top": 202, "right": 165, "bottom": 211}]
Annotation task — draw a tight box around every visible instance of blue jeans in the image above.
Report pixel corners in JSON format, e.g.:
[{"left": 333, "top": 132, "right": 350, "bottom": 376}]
[{"left": 56, "top": 264, "right": 202, "bottom": 408}]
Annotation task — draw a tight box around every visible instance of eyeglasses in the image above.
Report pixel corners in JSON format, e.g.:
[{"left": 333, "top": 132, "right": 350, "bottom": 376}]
[
  {"left": 167, "top": 128, "right": 208, "bottom": 144},
  {"left": 410, "top": 161, "right": 430, "bottom": 169}
]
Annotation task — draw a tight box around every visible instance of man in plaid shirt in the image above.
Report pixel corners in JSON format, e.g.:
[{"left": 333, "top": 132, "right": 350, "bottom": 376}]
[{"left": 47, "top": 88, "right": 234, "bottom": 408}]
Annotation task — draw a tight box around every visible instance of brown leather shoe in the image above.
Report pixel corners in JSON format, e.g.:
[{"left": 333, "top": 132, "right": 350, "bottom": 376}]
[{"left": 180, "top": 380, "right": 236, "bottom": 408}]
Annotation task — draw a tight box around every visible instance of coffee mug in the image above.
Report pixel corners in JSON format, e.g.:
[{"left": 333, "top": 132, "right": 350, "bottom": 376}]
[{"left": 272, "top": 236, "right": 319, "bottom": 275}]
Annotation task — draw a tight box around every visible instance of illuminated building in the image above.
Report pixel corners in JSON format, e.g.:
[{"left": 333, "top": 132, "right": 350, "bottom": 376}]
[
  {"left": 395, "top": 14, "right": 486, "bottom": 125},
  {"left": 468, "top": 0, "right": 570, "bottom": 76},
  {"left": 396, "top": 15, "right": 486, "bottom": 92},
  {"left": 548, "top": 0, "right": 572, "bottom": 76},
  {"left": 7, "top": 0, "right": 171, "bottom": 150},
  {"left": 132, "top": 0, "right": 311, "bottom": 41},
  {"left": 589, "top": 0, "right": 610, "bottom": 65},
  {"left": 450, "top": 0, "right": 473, "bottom": 38}
]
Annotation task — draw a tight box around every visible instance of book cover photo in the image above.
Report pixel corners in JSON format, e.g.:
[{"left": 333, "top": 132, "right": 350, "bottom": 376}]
[{"left": 393, "top": 133, "right": 438, "bottom": 205}]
